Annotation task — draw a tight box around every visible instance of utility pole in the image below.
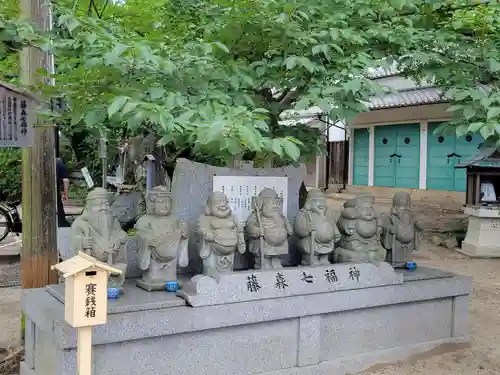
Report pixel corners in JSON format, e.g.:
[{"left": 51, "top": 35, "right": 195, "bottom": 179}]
[{"left": 20, "top": 0, "right": 58, "bottom": 288}]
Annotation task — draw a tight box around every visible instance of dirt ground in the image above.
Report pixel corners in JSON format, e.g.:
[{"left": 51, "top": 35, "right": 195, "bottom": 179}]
[
  {"left": 365, "top": 243, "right": 500, "bottom": 374},
  {"left": 1, "top": 243, "right": 499, "bottom": 374}
]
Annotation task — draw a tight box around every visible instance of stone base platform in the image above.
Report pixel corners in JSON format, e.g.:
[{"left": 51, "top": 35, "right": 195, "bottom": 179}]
[
  {"left": 21, "top": 266, "right": 471, "bottom": 375},
  {"left": 460, "top": 206, "right": 500, "bottom": 257}
]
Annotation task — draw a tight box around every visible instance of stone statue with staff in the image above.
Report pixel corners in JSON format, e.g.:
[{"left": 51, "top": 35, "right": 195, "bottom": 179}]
[
  {"left": 245, "top": 188, "right": 293, "bottom": 270},
  {"left": 294, "top": 189, "right": 340, "bottom": 266}
]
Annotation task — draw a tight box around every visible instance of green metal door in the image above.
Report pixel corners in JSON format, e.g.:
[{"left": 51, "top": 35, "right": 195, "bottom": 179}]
[
  {"left": 374, "top": 126, "right": 396, "bottom": 187},
  {"left": 427, "top": 123, "right": 483, "bottom": 191},
  {"left": 374, "top": 124, "right": 420, "bottom": 188},
  {"left": 352, "top": 128, "right": 369, "bottom": 186},
  {"left": 395, "top": 124, "right": 420, "bottom": 188},
  {"left": 454, "top": 132, "right": 483, "bottom": 191}
]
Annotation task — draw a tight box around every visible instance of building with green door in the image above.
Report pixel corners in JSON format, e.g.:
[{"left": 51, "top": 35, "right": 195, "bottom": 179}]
[{"left": 347, "top": 65, "right": 483, "bottom": 194}]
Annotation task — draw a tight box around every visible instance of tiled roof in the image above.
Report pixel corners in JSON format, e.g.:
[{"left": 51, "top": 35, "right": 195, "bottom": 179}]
[
  {"left": 455, "top": 146, "right": 500, "bottom": 169},
  {"left": 366, "top": 65, "right": 400, "bottom": 79},
  {"left": 368, "top": 87, "right": 445, "bottom": 109}
]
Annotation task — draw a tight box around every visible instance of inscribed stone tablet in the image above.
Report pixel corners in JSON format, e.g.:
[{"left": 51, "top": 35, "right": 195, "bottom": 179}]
[{"left": 178, "top": 262, "right": 403, "bottom": 307}]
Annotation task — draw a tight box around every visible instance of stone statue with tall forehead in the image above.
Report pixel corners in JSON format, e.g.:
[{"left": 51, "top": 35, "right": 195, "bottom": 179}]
[
  {"left": 334, "top": 194, "right": 386, "bottom": 263},
  {"left": 245, "top": 188, "right": 293, "bottom": 270},
  {"left": 135, "top": 186, "right": 189, "bottom": 291},
  {"left": 69, "top": 187, "right": 128, "bottom": 288},
  {"left": 294, "top": 189, "right": 341, "bottom": 266},
  {"left": 381, "top": 192, "right": 423, "bottom": 267},
  {"left": 194, "top": 191, "right": 246, "bottom": 279}
]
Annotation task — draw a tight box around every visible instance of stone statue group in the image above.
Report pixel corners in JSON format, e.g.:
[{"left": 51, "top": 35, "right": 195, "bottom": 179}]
[{"left": 68, "top": 186, "right": 422, "bottom": 292}]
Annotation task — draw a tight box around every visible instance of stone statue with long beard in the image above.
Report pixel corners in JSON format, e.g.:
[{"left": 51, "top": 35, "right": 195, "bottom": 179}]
[
  {"left": 294, "top": 189, "right": 341, "bottom": 266},
  {"left": 194, "top": 191, "right": 246, "bottom": 279},
  {"left": 334, "top": 194, "right": 386, "bottom": 264},
  {"left": 245, "top": 188, "right": 293, "bottom": 270},
  {"left": 70, "top": 188, "right": 128, "bottom": 289},
  {"left": 135, "top": 186, "right": 189, "bottom": 291},
  {"left": 381, "top": 192, "right": 423, "bottom": 267}
]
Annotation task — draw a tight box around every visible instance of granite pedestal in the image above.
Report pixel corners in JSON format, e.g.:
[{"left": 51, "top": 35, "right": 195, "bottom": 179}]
[
  {"left": 460, "top": 206, "right": 500, "bottom": 257},
  {"left": 21, "top": 266, "right": 471, "bottom": 375}
]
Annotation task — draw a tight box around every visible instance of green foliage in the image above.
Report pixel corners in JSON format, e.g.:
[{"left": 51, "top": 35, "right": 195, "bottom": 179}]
[
  {"left": 399, "top": 2, "right": 500, "bottom": 143},
  {"left": 3, "top": 0, "right": 500, "bottom": 162},
  {"left": 0, "top": 149, "right": 21, "bottom": 201}
]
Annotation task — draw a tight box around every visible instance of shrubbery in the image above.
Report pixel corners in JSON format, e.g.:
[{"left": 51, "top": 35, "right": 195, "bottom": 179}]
[{"left": 0, "top": 149, "right": 21, "bottom": 201}]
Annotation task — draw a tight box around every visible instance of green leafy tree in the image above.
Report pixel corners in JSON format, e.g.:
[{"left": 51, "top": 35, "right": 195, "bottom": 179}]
[{"left": 2, "top": 0, "right": 500, "bottom": 168}]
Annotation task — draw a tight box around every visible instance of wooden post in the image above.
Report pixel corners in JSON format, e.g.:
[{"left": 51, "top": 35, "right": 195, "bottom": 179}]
[
  {"left": 99, "top": 136, "right": 107, "bottom": 188},
  {"left": 51, "top": 253, "right": 122, "bottom": 375},
  {"left": 77, "top": 326, "right": 93, "bottom": 375},
  {"left": 20, "top": 0, "right": 58, "bottom": 288}
]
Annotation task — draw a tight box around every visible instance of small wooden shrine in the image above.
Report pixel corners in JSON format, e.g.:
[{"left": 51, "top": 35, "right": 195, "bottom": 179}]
[
  {"left": 0, "top": 80, "right": 35, "bottom": 147},
  {"left": 455, "top": 144, "right": 500, "bottom": 206}
]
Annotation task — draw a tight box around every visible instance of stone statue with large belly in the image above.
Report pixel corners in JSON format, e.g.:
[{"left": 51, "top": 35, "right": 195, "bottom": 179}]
[
  {"left": 245, "top": 188, "right": 293, "bottom": 270},
  {"left": 294, "top": 189, "right": 340, "bottom": 266},
  {"left": 381, "top": 192, "right": 423, "bottom": 267},
  {"left": 135, "top": 186, "right": 189, "bottom": 291},
  {"left": 194, "top": 191, "right": 246, "bottom": 279},
  {"left": 334, "top": 194, "right": 386, "bottom": 263}
]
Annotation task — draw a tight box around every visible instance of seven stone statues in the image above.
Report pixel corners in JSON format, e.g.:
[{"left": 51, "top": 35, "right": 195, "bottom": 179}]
[
  {"left": 135, "top": 186, "right": 189, "bottom": 291},
  {"left": 245, "top": 188, "right": 293, "bottom": 270},
  {"left": 294, "top": 189, "right": 340, "bottom": 266},
  {"left": 67, "top": 182, "right": 422, "bottom": 291},
  {"left": 334, "top": 194, "right": 386, "bottom": 264},
  {"left": 194, "top": 192, "right": 246, "bottom": 278},
  {"left": 381, "top": 192, "right": 423, "bottom": 267},
  {"left": 69, "top": 188, "right": 128, "bottom": 289}
]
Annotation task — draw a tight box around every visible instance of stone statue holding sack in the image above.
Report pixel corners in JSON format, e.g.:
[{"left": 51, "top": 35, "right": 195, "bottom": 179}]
[
  {"left": 381, "top": 192, "right": 423, "bottom": 267},
  {"left": 294, "top": 189, "right": 340, "bottom": 266},
  {"left": 70, "top": 188, "right": 128, "bottom": 289},
  {"left": 245, "top": 188, "right": 293, "bottom": 270},
  {"left": 334, "top": 194, "right": 386, "bottom": 264},
  {"left": 194, "top": 191, "right": 246, "bottom": 278},
  {"left": 135, "top": 186, "right": 189, "bottom": 291}
]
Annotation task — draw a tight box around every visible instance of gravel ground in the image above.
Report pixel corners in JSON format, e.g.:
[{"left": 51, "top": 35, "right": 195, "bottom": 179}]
[
  {"left": 1, "top": 243, "right": 499, "bottom": 374},
  {"left": 0, "top": 287, "right": 20, "bottom": 349}
]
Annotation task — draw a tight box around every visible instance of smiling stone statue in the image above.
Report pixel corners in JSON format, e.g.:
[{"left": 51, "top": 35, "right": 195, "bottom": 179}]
[
  {"left": 194, "top": 191, "right": 246, "bottom": 278},
  {"left": 334, "top": 194, "right": 386, "bottom": 264}
]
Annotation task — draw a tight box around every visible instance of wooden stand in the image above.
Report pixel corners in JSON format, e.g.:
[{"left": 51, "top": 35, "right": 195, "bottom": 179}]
[
  {"left": 77, "top": 326, "right": 93, "bottom": 375},
  {"left": 51, "top": 253, "right": 123, "bottom": 375}
]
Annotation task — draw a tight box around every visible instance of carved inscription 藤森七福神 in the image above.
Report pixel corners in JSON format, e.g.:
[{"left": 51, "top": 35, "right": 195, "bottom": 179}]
[
  {"left": 243, "top": 266, "right": 362, "bottom": 293},
  {"left": 177, "top": 262, "right": 403, "bottom": 307}
]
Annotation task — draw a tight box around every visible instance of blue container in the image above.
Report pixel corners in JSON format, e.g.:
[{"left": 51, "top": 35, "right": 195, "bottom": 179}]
[
  {"left": 165, "top": 281, "right": 179, "bottom": 292},
  {"left": 406, "top": 261, "right": 417, "bottom": 270},
  {"left": 107, "top": 287, "right": 121, "bottom": 300}
]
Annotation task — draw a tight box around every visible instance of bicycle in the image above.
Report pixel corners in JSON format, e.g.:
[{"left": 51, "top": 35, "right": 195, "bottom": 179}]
[{"left": 0, "top": 200, "right": 22, "bottom": 243}]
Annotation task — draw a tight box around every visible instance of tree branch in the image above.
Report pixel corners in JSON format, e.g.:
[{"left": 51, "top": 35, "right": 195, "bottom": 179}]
[
  {"left": 257, "top": 87, "right": 274, "bottom": 104},
  {"left": 276, "top": 88, "right": 291, "bottom": 103}
]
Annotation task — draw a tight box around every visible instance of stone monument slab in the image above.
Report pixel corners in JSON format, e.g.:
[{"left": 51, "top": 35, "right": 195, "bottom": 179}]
[
  {"left": 178, "top": 262, "right": 403, "bottom": 307},
  {"left": 57, "top": 227, "right": 71, "bottom": 260},
  {"left": 213, "top": 175, "right": 288, "bottom": 225},
  {"left": 171, "top": 158, "right": 306, "bottom": 272},
  {"left": 171, "top": 159, "right": 305, "bottom": 228}
]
